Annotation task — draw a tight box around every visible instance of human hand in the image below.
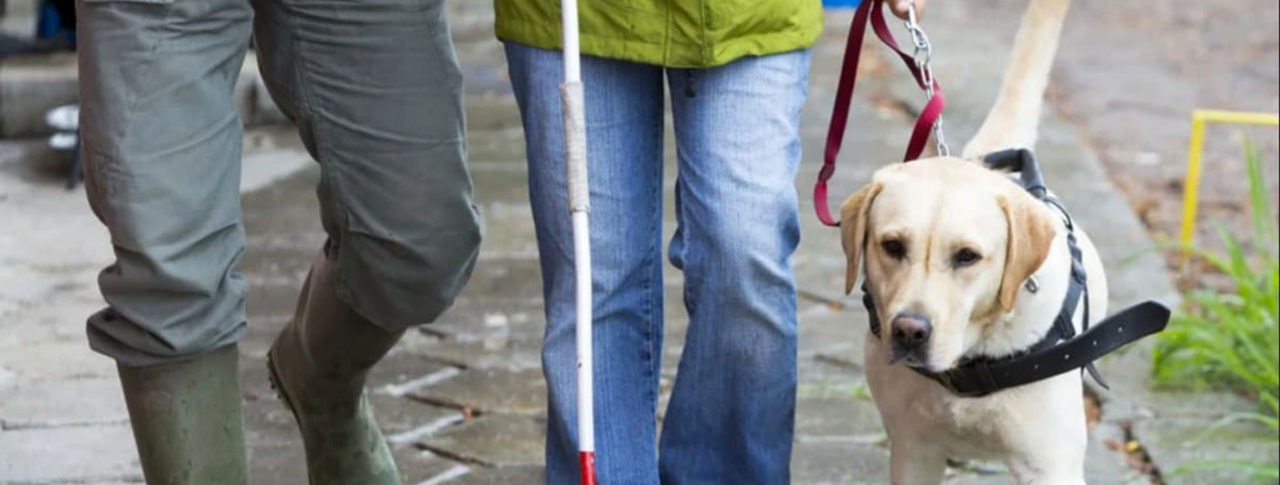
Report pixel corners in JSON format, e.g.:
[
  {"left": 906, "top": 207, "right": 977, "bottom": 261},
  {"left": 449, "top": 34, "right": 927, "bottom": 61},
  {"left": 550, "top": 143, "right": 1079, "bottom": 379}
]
[{"left": 889, "top": 0, "right": 928, "bottom": 20}]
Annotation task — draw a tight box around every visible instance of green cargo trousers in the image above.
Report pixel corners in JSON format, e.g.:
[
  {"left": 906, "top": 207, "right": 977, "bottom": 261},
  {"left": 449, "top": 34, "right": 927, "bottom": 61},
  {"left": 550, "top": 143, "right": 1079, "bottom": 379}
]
[{"left": 77, "top": 0, "right": 482, "bottom": 366}]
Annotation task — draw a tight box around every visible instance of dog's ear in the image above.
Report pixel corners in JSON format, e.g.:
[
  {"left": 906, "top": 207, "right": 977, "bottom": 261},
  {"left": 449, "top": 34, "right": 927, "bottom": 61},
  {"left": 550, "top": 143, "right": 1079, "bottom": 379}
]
[
  {"left": 997, "top": 190, "right": 1057, "bottom": 311},
  {"left": 841, "top": 182, "right": 884, "bottom": 295}
]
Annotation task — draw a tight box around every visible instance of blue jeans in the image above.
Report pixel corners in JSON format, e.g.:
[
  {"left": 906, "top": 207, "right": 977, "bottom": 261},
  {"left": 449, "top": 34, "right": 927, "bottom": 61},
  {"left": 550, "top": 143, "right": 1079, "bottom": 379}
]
[{"left": 505, "top": 43, "right": 808, "bottom": 485}]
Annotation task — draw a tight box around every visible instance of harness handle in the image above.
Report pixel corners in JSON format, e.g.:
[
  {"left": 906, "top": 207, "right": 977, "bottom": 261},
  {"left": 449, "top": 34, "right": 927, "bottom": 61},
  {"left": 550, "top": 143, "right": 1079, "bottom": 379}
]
[{"left": 815, "top": 0, "right": 947, "bottom": 227}]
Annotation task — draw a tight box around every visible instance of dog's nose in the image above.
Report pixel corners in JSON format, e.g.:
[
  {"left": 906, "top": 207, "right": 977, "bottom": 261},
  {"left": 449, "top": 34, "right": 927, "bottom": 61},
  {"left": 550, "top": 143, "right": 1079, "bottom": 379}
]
[{"left": 891, "top": 313, "right": 932, "bottom": 349}]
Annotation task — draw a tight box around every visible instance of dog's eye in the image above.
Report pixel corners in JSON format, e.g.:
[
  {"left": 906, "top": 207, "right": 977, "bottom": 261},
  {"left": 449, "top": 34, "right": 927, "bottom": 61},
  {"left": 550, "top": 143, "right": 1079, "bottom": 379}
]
[
  {"left": 952, "top": 248, "right": 982, "bottom": 267},
  {"left": 881, "top": 239, "right": 907, "bottom": 259}
]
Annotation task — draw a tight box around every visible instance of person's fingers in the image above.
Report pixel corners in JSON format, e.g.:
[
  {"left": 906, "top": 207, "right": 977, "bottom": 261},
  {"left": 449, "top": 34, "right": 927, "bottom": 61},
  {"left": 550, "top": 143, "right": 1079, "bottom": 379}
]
[{"left": 891, "top": 0, "right": 928, "bottom": 20}]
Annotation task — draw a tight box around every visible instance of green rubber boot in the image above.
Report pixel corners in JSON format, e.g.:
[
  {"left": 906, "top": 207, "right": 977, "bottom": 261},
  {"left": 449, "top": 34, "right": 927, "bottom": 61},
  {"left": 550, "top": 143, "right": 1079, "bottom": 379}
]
[
  {"left": 268, "top": 252, "right": 404, "bottom": 485},
  {"left": 117, "top": 344, "right": 249, "bottom": 485}
]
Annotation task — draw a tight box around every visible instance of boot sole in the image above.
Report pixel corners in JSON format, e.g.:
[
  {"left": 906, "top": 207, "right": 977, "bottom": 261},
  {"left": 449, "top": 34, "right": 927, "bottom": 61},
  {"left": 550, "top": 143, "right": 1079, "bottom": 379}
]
[
  {"left": 265, "top": 351, "right": 315, "bottom": 485},
  {"left": 265, "top": 351, "right": 297, "bottom": 416}
]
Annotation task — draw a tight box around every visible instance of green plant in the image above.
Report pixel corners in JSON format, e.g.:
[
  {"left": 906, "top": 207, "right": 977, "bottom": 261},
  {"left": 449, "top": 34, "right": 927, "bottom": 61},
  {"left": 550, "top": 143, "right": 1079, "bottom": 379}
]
[{"left": 1151, "top": 137, "right": 1279, "bottom": 480}]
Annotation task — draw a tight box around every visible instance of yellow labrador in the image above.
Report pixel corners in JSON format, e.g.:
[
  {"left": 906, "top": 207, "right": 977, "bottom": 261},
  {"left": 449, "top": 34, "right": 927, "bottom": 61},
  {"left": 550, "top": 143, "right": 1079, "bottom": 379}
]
[{"left": 839, "top": 0, "right": 1107, "bottom": 483}]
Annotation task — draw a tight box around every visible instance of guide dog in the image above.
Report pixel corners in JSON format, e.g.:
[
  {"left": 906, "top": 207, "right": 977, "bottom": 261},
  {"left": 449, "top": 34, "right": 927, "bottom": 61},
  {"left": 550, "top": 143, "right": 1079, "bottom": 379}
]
[{"left": 840, "top": 0, "right": 1111, "bottom": 483}]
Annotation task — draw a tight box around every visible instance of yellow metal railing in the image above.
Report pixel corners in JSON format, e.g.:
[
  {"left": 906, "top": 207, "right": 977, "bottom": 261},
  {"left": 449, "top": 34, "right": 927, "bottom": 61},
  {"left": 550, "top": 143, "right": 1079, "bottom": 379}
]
[{"left": 1179, "top": 109, "right": 1280, "bottom": 247}]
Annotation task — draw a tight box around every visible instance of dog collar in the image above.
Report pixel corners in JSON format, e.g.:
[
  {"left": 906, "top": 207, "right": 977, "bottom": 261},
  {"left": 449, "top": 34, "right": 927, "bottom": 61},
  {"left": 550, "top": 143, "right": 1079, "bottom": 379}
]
[{"left": 861, "top": 149, "right": 1171, "bottom": 398}]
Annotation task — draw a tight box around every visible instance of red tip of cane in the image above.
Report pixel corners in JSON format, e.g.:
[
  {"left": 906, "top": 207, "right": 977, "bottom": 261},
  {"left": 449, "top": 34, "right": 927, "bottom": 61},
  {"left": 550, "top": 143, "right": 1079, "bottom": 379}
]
[{"left": 579, "top": 452, "right": 597, "bottom": 485}]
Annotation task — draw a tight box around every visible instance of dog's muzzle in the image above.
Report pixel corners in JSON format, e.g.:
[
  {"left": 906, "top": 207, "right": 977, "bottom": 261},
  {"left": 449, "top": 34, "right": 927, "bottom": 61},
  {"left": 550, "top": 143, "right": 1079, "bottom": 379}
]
[{"left": 889, "top": 312, "right": 932, "bottom": 366}]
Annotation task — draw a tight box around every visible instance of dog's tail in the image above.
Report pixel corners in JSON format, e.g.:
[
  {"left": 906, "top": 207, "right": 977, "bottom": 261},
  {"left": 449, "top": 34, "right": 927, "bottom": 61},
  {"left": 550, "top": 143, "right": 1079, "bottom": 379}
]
[{"left": 961, "top": 0, "right": 1071, "bottom": 158}]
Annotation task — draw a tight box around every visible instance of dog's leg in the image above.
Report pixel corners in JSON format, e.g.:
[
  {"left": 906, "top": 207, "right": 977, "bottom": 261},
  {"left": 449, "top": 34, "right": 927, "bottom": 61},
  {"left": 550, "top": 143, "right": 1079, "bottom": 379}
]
[
  {"left": 889, "top": 442, "right": 946, "bottom": 485},
  {"left": 1005, "top": 464, "right": 1087, "bottom": 485},
  {"left": 961, "top": 0, "right": 1071, "bottom": 158},
  {"left": 1003, "top": 412, "right": 1088, "bottom": 485},
  {"left": 1005, "top": 452, "right": 1088, "bottom": 485}
]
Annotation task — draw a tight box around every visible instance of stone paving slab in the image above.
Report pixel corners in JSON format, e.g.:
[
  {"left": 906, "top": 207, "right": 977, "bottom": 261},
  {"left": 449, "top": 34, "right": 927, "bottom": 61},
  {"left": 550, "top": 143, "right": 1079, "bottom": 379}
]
[
  {"left": 248, "top": 441, "right": 308, "bottom": 485},
  {"left": 448, "top": 465, "right": 543, "bottom": 485},
  {"left": 1134, "top": 416, "right": 1279, "bottom": 485},
  {"left": 791, "top": 441, "right": 890, "bottom": 485},
  {"left": 373, "top": 393, "right": 465, "bottom": 447},
  {"left": 0, "top": 423, "right": 143, "bottom": 484},
  {"left": 243, "top": 396, "right": 304, "bottom": 449},
  {"left": 411, "top": 368, "right": 546, "bottom": 418},
  {"left": 796, "top": 305, "right": 869, "bottom": 363},
  {"left": 795, "top": 396, "right": 882, "bottom": 440},
  {"left": 394, "top": 448, "right": 472, "bottom": 485},
  {"left": 0, "top": 377, "right": 127, "bottom": 430},
  {"left": 421, "top": 414, "right": 545, "bottom": 468},
  {"left": 0, "top": 338, "right": 117, "bottom": 382},
  {"left": 368, "top": 353, "right": 455, "bottom": 392},
  {"left": 408, "top": 337, "right": 544, "bottom": 373},
  {"left": 1130, "top": 392, "right": 1280, "bottom": 485}
]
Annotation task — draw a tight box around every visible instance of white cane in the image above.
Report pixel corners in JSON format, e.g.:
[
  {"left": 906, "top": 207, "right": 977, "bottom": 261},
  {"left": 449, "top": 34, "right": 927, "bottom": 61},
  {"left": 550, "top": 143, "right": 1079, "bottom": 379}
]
[{"left": 558, "top": 0, "right": 597, "bottom": 483}]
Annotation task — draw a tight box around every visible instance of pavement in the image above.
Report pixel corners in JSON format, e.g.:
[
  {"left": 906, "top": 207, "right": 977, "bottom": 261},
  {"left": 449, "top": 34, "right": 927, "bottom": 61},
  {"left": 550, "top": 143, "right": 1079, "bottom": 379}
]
[{"left": 1, "top": 1, "right": 1277, "bottom": 484}]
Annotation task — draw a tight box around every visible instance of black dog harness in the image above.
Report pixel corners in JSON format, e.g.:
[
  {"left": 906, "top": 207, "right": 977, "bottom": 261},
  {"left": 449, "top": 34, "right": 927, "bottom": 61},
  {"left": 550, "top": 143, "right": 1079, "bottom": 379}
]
[{"left": 862, "top": 149, "right": 1171, "bottom": 397}]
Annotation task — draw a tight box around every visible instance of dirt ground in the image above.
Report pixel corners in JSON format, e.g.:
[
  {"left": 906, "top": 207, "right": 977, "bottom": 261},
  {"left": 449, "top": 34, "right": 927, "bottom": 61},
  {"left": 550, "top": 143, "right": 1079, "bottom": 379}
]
[{"left": 1048, "top": 0, "right": 1280, "bottom": 287}]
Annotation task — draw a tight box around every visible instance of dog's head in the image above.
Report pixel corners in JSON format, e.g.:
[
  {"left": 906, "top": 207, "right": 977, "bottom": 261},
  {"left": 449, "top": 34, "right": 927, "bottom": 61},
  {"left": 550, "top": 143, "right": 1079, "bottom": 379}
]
[{"left": 841, "top": 158, "right": 1057, "bottom": 371}]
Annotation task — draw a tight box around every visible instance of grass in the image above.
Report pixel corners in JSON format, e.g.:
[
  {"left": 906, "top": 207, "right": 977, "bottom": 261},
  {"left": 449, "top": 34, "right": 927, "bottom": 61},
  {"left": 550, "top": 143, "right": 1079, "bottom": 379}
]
[{"left": 1150, "top": 137, "right": 1279, "bottom": 481}]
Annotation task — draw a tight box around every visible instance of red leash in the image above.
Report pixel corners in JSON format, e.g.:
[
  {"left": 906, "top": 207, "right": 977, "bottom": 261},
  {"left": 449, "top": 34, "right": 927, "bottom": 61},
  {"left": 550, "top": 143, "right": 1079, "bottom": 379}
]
[{"left": 814, "top": 0, "right": 947, "bottom": 227}]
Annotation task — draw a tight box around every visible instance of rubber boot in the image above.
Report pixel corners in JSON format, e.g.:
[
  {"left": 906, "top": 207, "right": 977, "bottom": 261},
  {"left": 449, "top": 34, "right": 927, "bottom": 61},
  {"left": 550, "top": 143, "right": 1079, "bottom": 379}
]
[
  {"left": 268, "top": 251, "right": 404, "bottom": 485},
  {"left": 117, "top": 344, "right": 249, "bottom": 485}
]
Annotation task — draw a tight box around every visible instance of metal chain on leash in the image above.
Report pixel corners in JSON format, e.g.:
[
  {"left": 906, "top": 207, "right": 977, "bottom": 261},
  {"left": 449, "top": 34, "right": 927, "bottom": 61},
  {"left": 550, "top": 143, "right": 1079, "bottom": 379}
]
[{"left": 904, "top": 3, "right": 950, "bottom": 157}]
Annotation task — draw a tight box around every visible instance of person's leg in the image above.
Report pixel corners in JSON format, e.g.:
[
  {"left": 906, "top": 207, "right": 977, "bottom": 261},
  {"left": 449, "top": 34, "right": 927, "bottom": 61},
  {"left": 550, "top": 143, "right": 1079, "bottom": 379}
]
[
  {"left": 505, "top": 42, "right": 666, "bottom": 485},
  {"left": 267, "top": 250, "right": 406, "bottom": 484},
  {"left": 250, "top": 0, "right": 481, "bottom": 482},
  {"left": 252, "top": 0, "right": 480, "bottom": 329},
  {"left": 659, "top": 50, "right": 811, "bottom": 485},
  {"left": 76, "top": 0, "right": 253, "bottom": 481}
]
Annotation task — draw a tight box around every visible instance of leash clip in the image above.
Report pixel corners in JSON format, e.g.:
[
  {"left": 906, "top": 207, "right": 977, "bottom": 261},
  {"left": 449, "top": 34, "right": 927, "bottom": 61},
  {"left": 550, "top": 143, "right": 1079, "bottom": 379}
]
[{"left": 904, "top": 1, "right": 949, "bottom": 156}]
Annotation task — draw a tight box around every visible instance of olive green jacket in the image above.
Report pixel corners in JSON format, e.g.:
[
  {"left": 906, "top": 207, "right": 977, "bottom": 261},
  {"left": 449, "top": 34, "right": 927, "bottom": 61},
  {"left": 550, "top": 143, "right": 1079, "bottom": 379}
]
[{"left": 494, "top": 0, "right": 824, "bottom": 68}]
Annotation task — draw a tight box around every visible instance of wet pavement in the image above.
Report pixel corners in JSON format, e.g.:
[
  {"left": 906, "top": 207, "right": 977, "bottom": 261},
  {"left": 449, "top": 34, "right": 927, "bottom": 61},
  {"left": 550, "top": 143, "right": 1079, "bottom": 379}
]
[{"left": 2, "top": 1, "right": 1277, "bottom": 484}]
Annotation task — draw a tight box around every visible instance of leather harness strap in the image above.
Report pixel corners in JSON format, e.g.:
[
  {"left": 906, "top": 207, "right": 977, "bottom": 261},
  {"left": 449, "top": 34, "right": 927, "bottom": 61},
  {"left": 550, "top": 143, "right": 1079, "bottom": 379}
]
[{"left": 924, "top": 302, "right": 1169, "bottom": 397}]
